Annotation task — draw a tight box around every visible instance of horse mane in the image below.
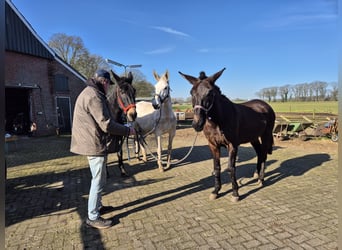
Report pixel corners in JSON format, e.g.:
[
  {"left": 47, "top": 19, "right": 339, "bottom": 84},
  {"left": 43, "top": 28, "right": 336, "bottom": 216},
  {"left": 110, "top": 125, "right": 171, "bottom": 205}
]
[
  {"left": 199, "top": 71, "right": 207, "bottom": 80},
  {"left": 212, "top": 84, "right": 233, "bottom": 104},
  {"left": 107, "top": 85, "right": 123, "bottom": 121},
  {"left": 107, "top": 85, "right": 118, "bottom": 104},
  {"left": 213, "top": 85, "right": 222, "bottom": 95}
]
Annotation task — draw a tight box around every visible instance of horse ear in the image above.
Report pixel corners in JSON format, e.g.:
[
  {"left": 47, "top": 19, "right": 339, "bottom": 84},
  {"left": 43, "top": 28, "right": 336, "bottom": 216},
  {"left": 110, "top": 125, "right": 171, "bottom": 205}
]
[
  {"left": 208, "top": 68, "right": 226, "bottom": 85},
  {"left": 164, "top": 70, "right": 169, "bottom": 81},
  {"left": 127, "top": 71, "right": 133, "bottom": 84},
  {"left": 178, "top": 71, "right": 198, "bottom": 85},
  {"left": 153, "top": 70, "right": 160, "bottom": 81},
  {"left": 110, "top": 69, "right": 120, "bottom": 84}
]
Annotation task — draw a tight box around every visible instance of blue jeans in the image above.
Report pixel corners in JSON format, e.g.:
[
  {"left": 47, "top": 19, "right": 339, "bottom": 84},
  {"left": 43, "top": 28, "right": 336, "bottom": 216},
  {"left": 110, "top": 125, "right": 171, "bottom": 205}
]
[{"left": 87, "top": 155, "right": 107, "bottom": 220}]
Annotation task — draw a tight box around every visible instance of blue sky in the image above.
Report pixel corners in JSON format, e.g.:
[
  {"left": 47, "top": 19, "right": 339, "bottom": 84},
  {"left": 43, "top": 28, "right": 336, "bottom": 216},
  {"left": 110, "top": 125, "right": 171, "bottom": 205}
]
[{"left": 12, "top": 0, "right": 337, "bottom": 100}]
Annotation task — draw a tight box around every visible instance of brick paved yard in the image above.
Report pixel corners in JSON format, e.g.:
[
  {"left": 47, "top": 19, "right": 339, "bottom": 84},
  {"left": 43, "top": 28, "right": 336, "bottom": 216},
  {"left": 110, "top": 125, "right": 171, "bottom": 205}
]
[{"left": 5, "top": 128, "right": 338, "bottom": 249}]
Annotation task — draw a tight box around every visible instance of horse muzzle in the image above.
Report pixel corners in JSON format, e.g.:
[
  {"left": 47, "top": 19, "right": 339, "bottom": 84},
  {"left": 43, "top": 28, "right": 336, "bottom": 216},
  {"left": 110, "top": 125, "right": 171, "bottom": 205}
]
[
  {"left": 192, "top": 114, "right": 205, "bottom": 132},
  {"left": 152, "top": 98, "right": 161, "bottom": 109},
  {"left": 126, "top": 107, "right": 137, "bottom": 122},
  {"left": 192, "top": 122, "right": 204, "bottom": 132}
]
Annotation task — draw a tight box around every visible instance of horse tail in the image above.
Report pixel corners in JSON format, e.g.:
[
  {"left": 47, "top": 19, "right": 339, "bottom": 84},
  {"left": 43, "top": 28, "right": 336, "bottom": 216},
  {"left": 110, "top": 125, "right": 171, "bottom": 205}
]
[
  {"left": 267, "top": 135, "right": 274, "bottom": 155},
  {"left": 267, "top": 111, "right": 276, "bottom": 155}
]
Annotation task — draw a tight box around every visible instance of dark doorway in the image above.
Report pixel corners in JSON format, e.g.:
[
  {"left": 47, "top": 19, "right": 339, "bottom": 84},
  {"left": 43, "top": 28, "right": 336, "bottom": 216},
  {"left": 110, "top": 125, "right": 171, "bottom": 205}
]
[
  {"left": 5, "top": 87, "right": 31, "bottom": 134},
  {"left": 56, "top": 97, "right": 71, "bottom": 133}
]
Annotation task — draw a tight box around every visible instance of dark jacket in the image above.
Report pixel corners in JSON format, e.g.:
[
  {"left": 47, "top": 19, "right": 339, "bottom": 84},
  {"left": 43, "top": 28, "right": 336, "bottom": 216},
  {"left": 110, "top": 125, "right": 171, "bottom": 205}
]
[{"left": 70, "top": 78, "right": 129, "bottom": 156}]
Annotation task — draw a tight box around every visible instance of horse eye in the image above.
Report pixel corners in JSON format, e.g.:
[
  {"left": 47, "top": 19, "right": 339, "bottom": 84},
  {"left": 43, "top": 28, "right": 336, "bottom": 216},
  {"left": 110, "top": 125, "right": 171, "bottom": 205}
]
[{"left": 203, "top": 96, "right": 211, "bottom": 106}]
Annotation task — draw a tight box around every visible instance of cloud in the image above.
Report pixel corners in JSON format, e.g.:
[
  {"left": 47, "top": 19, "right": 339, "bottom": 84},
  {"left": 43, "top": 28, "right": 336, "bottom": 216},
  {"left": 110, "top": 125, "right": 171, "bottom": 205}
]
[
  {"left": 254, "top": 0, "right": 337, "bottom": 31},
  {"left": 144, "top": 47, "right": 173, "bottom": 55},
  {"left": 257, "top": 13, "right": 336, "bottom": 30},
  {"left": 289, "top": 13, "right": 336, "bottom": 22},
  {"left": 197, "top": 48, "right": 234, "bottom": 53},
  {"left": 258, "top": 2, "right": 337, "bottom": 30},
  {"left": 198, "top": 48, "right": 210, "bottom": 53},
  {"left": 151, "top": 26, "right": 190, "bottom": 37}
]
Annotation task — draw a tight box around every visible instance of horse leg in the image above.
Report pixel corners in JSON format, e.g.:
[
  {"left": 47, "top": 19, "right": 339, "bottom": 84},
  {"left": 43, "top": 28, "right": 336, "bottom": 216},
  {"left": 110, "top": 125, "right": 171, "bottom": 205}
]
[
  {"left": 251, "top": 140, "right": 265, "bottom": 186},
  {"left": 117, "top": 149, "right": 129, "bottom": 177},
  {"left": 156, "top": 135, "right": 164, "bottom": 172},
  {"left": 259, "top": 132, "right": 273, "bottom": 183},
  {"left": 139, "top": 142, "right": 148, "bottom": 162},
  {"left": 164, "top": 131, "right": 175, "bottom": 170},
  {"left": 226, "top": 145, "right": 239, "bottom": 202},
  {"left": 134, "top": 134, "right": 141, "bottom": 161},
  {"left": 209, "top": 145, "right": 221, "bottom": 200},
  {"left": 106, "top": 164, "right": 110, "bottom": 178}
]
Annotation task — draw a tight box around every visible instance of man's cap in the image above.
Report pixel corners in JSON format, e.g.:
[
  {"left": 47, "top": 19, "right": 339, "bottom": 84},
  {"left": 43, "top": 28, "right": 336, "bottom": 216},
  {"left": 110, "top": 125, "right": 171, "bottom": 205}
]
[{"left": 94, "top": 69, "right": 114, "bottom": 85}]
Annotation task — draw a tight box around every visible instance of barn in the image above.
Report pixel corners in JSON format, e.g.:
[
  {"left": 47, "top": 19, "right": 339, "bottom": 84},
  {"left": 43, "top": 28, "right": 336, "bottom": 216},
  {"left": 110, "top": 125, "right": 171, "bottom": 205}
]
[{"left": 5, "top": 0, "right": 86, "bottom": 136}]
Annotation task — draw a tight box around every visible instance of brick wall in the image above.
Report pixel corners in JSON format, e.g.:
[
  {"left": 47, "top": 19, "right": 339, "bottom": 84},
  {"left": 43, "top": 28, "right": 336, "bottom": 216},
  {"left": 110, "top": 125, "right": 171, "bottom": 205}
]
[{"left": 5, "top": 51, "right": 85, "bottom": 136}]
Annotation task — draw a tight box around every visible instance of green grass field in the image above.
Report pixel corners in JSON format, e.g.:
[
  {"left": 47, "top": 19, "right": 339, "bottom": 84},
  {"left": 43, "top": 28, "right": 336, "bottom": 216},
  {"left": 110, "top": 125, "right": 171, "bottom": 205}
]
[
  {"left": 268, "top": 101, "right": 338, "bottom": 114},
  {"left": 173, "top": 101, "right": 338, "bottom": 115}
]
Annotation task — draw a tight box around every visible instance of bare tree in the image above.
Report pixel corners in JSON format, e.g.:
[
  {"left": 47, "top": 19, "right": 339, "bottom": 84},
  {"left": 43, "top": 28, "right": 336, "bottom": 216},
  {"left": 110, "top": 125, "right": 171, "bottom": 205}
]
[
  {"left": 291, "top": 84, "right": 301, "bottom": 101},
  {"left": 260, "top": 88, "right": 272, "bottom": 102},
  {"left": 292, "top": 83, "right": 310, "bottom": 101},
  {"left": 133, "top": 80, "right": 154, "bottom": 98},
  {"left": 48, "top": 33, "right": 109, "bottom": 78},
  {"left": 278, "top": 84, "right": 290, "bottom": 102},
  {"left": 258, "top": 79, "right": 334, "bottom": 102},
  {"left": 255, "top": 91, "right": 263, "bottom": 100},
  {"left": 77, "top": 52, "right": 108, "bottom": 78},
  {"left": 269, "top": 87, "right": 278, "bottom": 102},
  {"left": 330, "top": 82, "right": 338, "bottom": 101},
  {"left": 49, "top": 33, "right": 87, "bottom": 65},
  {"left": 317, "top": 81, "right": 328, "bottom": 101},
  {"left": 117, "top": 70, "right": 155, "bottom": 98},
  {"left": 310, "top": 81, "right": 328, "bottom": 101}
]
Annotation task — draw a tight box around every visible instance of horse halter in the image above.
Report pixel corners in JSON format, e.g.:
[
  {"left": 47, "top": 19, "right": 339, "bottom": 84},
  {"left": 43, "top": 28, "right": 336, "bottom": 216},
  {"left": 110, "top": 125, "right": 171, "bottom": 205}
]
[
  {"left": 193, "top": 92, "right": 215, "bottom": 115},
  {"left": 152, "top": 85, "right": 170, "bottom": 109},
  {"left": 116, "top": 86, "right": 136, "bottom": 114}
]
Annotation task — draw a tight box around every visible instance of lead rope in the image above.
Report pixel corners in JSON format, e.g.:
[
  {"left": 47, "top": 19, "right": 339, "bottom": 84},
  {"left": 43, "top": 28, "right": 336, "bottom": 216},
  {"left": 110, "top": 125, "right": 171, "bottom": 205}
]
[
  {"left": 123, "top": 106, "right": 162, "bottom": 161},
  {"left": 136, "top": 130, "right": 199, "bottom": 165}
]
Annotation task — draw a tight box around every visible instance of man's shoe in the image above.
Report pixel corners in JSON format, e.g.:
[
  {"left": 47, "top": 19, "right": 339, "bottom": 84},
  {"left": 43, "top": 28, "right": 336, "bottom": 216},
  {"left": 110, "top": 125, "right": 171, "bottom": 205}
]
[
  {"left": 99, "top": 205, "right": 114, "bottom": 215},
  {"left": 86, "top": 217, "right": 112, "bottom": 229}
]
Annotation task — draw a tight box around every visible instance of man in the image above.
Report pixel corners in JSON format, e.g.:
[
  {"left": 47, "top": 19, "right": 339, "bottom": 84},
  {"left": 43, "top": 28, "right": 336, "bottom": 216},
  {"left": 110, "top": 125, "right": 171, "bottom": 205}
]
[{"left": 70, "top": 69, "right": 135, "bottom": 229}]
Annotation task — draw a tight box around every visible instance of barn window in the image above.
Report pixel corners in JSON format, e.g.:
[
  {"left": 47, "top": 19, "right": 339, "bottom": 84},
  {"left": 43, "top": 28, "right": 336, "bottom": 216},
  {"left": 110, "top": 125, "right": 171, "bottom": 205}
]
[{"left": 54, "top": 74, "right": 69, "bottom": 92}]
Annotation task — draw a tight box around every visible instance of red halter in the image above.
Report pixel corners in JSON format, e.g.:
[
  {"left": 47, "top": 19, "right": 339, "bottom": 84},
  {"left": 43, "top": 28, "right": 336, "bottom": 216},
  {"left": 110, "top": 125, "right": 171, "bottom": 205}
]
[{"left": 116, "top": 89, "right": 136, "bottom": 114}]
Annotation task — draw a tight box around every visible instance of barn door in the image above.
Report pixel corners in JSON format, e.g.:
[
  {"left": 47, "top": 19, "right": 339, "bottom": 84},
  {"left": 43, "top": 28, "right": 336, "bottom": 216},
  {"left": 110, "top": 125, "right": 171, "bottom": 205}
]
[{"left": 56, "top": 97, "right": 71, "bottom": 133}]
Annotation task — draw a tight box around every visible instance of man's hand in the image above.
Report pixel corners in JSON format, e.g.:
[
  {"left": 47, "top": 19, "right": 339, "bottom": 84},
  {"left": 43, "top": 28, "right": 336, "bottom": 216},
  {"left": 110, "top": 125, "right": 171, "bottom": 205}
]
[
  {"left": 124, "top": 123, "right": 136, "bottom": 136},
  {"left": 129, "top": 127, "right": 136, "bottom": 136}
]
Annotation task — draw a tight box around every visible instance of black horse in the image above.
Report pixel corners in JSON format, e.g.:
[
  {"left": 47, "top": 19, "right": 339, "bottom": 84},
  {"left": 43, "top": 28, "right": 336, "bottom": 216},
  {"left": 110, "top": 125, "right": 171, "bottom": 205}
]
[
  {"left": 179, "top": 68, "right": 275, "bottom": 202},
  {"left": 107, "top": 70, "right": 137, "bottom": 177}
]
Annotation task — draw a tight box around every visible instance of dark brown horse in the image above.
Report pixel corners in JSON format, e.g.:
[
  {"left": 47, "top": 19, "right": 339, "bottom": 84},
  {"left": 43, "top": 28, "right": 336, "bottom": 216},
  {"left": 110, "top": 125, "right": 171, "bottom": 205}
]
[
  {"left": 179, "top": 68, "right": 275, "bottom": 202},
  {"left": 107, "top": 70, "right": 137, "bottom": 177}
]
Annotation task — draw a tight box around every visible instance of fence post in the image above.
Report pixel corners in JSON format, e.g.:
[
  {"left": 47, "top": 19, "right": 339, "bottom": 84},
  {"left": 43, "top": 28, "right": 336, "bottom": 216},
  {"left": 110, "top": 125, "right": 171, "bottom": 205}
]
[{"left": 313, "top": 109, "right": 315, "bottom": 120}]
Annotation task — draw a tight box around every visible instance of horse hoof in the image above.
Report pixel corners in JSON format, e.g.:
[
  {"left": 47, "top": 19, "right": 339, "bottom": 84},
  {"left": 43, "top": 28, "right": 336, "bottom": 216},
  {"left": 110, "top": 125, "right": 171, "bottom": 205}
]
[
  {"left": 257, "top": 180, "right": 264, "bottom": 187},
  {"left": 164, "top": 165, "right": 171, "bottom": 171},
  {"left": 253, "top": 172, "right": 259, "bottom": 179},
  {"left": 121, "top": 173, "right": 129, "bottom": 178},
  {"left": 231, "top": 196, "right": 239, "bottom": 202},
  {"left": 159, "top": 167, "right": 165, "bottom": 173},
  {"left": 209, "top": 193, "right": 218, "bottom": 200}
]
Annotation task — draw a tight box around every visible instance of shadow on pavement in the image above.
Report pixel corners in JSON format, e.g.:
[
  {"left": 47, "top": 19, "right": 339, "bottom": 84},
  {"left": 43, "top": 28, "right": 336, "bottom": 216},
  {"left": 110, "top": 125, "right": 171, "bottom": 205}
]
[{"left": 5, "top": 132, "right": 332, "bottom": 249}]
